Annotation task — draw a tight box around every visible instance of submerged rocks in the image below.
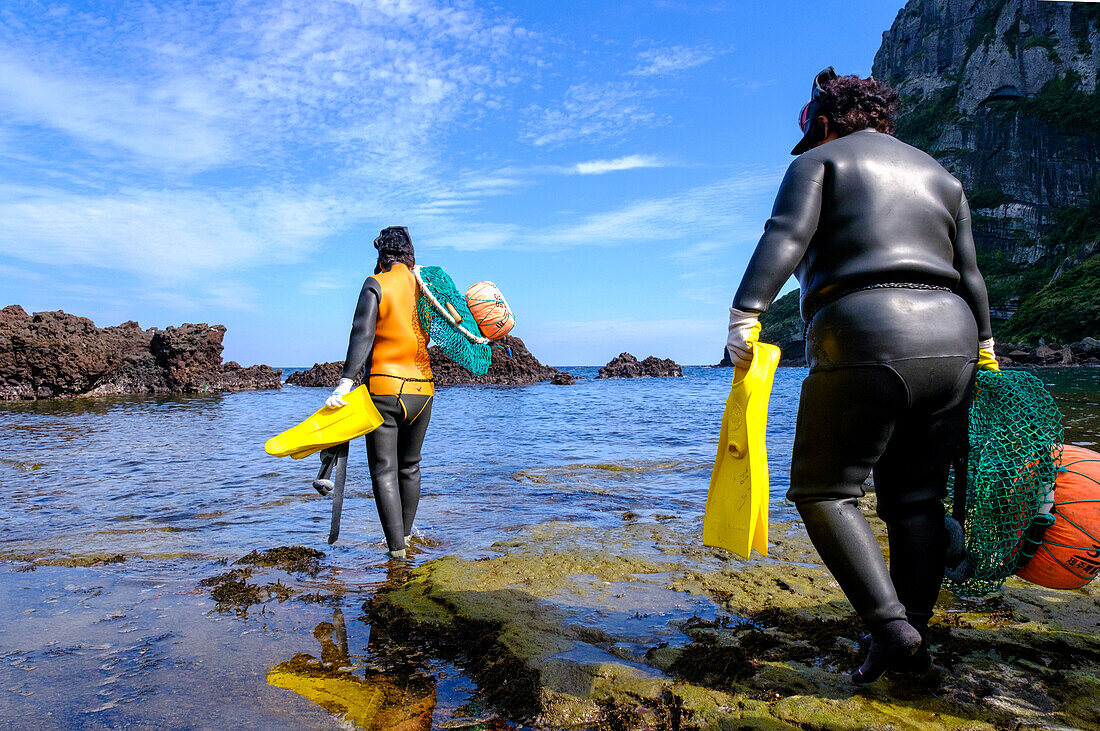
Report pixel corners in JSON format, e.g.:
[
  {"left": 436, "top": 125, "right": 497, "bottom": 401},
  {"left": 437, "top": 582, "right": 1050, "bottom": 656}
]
[
  {"left": 0, "top": 305, "right": 281, "bottom": 400},
  {"left": 429, "top": 335, "right": 558, "bottom": 386},
  {"left": 597, "top": 352, "right": 682, "bottom": 379}
]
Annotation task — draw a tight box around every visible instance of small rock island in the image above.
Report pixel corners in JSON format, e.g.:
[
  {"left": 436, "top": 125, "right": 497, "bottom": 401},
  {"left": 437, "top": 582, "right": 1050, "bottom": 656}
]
[
  {"left": 0, "top": 305, "right": 281, "bottom": 400},
  {"left": 597, "top": 353, "right": 682, "bottom": 379}
]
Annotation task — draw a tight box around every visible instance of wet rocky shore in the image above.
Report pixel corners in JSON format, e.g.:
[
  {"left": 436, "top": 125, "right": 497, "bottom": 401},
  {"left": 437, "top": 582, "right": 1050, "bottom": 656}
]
[
  {"left": 0, "top": 305, "right": 281, "bottom": 400},
  {"left": 366, "top": 497, "right": 1100, "bottom": 730}
]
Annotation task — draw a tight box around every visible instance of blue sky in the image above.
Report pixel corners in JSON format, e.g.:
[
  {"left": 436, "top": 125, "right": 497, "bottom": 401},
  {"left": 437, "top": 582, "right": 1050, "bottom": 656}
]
[{"left": 1, "top": 0, "right": 904, "bottom": 367}]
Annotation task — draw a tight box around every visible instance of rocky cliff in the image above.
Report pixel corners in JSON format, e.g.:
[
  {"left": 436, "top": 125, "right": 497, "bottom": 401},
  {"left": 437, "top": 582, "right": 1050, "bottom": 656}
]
[
  {"left": 873, "top": 0, "right": 1100, "bottom": 343},
  {"left": 0, "top": 305, "right": 281, "bottom": 400}
]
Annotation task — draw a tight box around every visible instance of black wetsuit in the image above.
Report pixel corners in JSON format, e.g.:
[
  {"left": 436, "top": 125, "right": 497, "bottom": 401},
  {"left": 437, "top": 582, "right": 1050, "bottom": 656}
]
[
  {"left": 341, "top": 266, "right": 433, "bottom": 553},
  {"left": 733, "top": 129, "right": 992, "bottom": 634}
]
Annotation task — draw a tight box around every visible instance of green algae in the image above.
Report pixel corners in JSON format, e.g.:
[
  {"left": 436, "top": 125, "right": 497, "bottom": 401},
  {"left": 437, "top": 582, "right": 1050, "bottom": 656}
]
[{"left": 369, "top": 508, "right": 1100, "bottom": 730}]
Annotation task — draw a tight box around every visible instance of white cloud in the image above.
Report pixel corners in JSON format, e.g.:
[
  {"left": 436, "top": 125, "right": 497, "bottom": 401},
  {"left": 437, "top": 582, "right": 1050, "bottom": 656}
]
[
  {"left": 530, "top": 167, "right": 782, "bottom": 248},
  {"left": 423, "top": 166, "right": 784, "bottom": 252},
  {"left": 0, "top": 185, "right": 344, "bottom": 279},
  {"left": 630, "top": 46, "right": 717, "bottom": 76},
  {"left": 574, "top": 154, "right": 664, "bottom": 175},
  {"left": 525, "top": 81, "right": 666, "bottom": 147},
  {"left": 0, "top": 53, "right": 234, "bottom": 169}
]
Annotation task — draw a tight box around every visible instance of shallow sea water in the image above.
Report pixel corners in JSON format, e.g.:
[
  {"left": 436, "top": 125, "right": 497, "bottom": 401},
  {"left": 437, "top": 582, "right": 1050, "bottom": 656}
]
[{"left": 1, "top": 365, "right": 1098, "bottom": 728}]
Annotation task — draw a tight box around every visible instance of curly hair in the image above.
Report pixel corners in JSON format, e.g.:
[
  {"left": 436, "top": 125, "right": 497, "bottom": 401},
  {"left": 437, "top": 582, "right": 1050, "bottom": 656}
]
[
  {"left": 373, "top": 226, "right": 415, "bottom": 274},
  {"left": 817, "top": 75, "right": 900, "bottom": 136}
]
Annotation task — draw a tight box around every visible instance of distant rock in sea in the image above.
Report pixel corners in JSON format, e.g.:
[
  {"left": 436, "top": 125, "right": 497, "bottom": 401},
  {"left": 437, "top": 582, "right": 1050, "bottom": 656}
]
[
  {"left": 286, "top": 336, "right": 557, "bottom": 388},
  {"left": 550, "top": 372, "right": 576, "bottom": 385},
  {"left": 0, "top": 305, "right": 281, "bottom": 400},
  {"left": 285, "top": 361, "right": 348, "bottom": 388},
  {"left": 597, "top": 353, "right": 682, "bottom": 379}
]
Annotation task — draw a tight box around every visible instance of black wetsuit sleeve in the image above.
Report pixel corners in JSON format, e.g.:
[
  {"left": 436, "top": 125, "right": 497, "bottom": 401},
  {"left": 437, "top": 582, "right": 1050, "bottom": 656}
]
[
  {"left": 340, "top": 278, "right": 382, "bottom": 382},
  {"left": 951, "top": 193, "right": 994, "bottom": 342},
  {"left": 732, "top": 156, "right": 825, "bottom": 313}
]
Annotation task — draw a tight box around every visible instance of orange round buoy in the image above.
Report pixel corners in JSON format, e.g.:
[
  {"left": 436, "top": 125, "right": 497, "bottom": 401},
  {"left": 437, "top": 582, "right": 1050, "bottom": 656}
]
[
  {"left": 1015, "top": 444, "right": 1100, "bottom": 589},
  {"left": 464, "top": 281, "right": 514, "bottom": 341}
]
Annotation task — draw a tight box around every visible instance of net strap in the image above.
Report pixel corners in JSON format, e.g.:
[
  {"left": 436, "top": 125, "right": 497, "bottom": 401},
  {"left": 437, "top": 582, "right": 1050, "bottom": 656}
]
[{"left": 412, "top": 266, "right": 490, "bottom": 345}]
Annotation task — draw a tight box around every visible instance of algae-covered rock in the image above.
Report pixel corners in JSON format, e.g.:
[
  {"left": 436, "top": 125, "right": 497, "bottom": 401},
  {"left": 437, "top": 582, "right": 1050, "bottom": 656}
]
[{"left": 368, "top": 507, "right": 1100, "bottom": 730}]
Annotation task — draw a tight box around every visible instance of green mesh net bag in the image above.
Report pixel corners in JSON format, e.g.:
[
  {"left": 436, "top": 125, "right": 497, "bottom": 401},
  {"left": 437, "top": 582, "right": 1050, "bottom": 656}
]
[
  {"left": 413, "top": 266, "right": 492, "bottom": 376},
  {"left": 945, "top": 370, "right": 1064, "bottom": 597}
]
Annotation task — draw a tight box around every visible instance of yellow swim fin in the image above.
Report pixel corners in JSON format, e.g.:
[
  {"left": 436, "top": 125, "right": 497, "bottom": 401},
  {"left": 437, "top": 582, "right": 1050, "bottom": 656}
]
[
  {"left": 703, "top": 341, "right": 781, "bottom": 559},
  {"left": 265, "top": 385, "right": 384, "bottom": 460}
]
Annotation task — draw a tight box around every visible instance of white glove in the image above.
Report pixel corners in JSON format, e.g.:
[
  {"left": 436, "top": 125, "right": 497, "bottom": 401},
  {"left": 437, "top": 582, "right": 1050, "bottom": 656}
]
[
  {"left": 726, "top": 307, "right": 761, "bottom": 370},
  {"left": 977, "top": 338, "right": 999, "bottom": 372},
  {"left": 325, "top": 378, "right": 355, "bottom": 409}
]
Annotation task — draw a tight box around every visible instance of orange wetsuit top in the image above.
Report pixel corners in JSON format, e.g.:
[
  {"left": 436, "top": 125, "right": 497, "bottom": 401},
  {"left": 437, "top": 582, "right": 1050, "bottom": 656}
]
[{"left": 340, "top": 263, "right": 434, "bottom": 397}]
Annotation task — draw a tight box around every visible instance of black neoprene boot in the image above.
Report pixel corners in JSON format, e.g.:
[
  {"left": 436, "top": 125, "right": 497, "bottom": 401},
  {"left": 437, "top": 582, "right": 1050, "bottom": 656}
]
[
  {"left": 797, "top": 498, "right": 909, "bottom": 627},
  {"left": 852, "top": 618, "right": 923, "bottom": 683}
]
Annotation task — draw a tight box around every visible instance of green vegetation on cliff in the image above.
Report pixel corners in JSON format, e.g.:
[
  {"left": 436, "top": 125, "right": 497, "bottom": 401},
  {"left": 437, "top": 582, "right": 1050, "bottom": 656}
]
[
  {"left": 1004, "top": 254, "right": 1100, "bottom": 344},
  {"left": 759, "top": 289, "right": 799, "bottom": 332},
  {"left": 1017, "top": 70, "right": 1100, "bottom": 135},
  {"left": 896, "top": 81, "right": 960, "bottom": 152},
  {"left": 759, "top": 289, "right": 804, "bottom": 360}
]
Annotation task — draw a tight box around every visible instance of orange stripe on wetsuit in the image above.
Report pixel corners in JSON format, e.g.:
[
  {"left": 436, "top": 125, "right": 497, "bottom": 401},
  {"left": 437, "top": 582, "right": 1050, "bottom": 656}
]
[{"left": 369, "top": 263, "right": 434, "bottom": 397}]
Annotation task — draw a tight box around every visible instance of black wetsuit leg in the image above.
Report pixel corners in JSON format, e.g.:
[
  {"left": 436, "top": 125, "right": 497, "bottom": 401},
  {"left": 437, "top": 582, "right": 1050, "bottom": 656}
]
[
  {"left": 789, "top": 365, "right": 910, "bottom": 628},
  {"left": 365, "top": 394, "right": 432, "bottom": 552},
  {"left": 397, "top": 395, "right": 432, "bottom": 539},
  {"left": 874, "top": 357, "right": 975, "bottom": 628},
  {"left": 788, "top": 356, "right": 975, "bottom": 631}
]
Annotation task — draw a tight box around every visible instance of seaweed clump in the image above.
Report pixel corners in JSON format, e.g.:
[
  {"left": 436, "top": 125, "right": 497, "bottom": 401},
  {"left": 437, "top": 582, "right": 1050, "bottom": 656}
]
[{"left": 236, "top": 546, "right": 325, "bottom": 575}]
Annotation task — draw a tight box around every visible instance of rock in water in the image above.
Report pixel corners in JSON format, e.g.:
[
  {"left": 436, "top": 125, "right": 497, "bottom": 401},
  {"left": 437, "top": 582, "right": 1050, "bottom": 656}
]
[
  {"left": 0, "top": 305, "right": 281, "bottom": 400},
  {"left": 290, "top": 336, "right": 558, "bottom": 387},
  {"left": 286, "top": 362, "right": 348, "bottom": 388},
  {"left": 597, "top": 353, "right": 682, "bottom": 378},
  {"left": 429, "top": 336, "right": 558, "bottom": 386},
  {"left": 550, "top": 372, "right": 576, "bottom": 386}
]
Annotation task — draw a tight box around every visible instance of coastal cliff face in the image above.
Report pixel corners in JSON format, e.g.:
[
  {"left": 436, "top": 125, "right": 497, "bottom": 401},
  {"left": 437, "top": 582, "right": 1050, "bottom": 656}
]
[
  {"left": 0, "top": 305, "right": 281, "bottom": 400},
  {"left": 873, "top": 0, "right": 1100, "bottom": 343}
]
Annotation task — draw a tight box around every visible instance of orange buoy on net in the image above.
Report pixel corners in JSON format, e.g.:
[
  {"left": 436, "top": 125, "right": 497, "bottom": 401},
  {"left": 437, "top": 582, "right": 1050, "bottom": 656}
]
[
  {"left": 464, "top": 281, "right": 514, "bottom": 341},
  {"left": 1014, "top": 444, "right": 1100, "bottom": 589}
]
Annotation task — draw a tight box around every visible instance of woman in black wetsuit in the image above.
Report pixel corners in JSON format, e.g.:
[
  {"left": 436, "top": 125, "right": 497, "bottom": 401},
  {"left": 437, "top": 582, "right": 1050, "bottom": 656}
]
[
  {"left": 725, "top": 69, "right": 999, "bottom": 682},
  {"left": 325, "top": 227, "right": 434, "bottom": 560}
]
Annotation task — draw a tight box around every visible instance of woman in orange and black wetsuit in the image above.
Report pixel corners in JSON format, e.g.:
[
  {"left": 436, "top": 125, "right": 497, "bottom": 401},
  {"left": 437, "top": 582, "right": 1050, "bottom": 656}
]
[{"left": 325, "top": 226, "right": 433, "bottom": 559}]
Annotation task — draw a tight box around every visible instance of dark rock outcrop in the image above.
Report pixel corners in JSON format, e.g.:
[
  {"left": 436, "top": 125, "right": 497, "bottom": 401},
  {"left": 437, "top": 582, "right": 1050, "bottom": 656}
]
[
  {"left": 289, "top": 336, "right": 557, "bottom": 388},
  {"left": 429, "top": 336, "right": 557, "bottom": 386},
  {"left": 994, "top": 339, "right": 1100, "bottom": 366},
  {"left": 285, "top": 361, "right": 348, "bottom": 388},
  {"left": 873, "top": 0, "right": 1100, "bottom": 343},
  {"left": 0, "top": 305, "right": 281, "bottom": 400},
  {"left": 550, "top": 372, "right": 576, "bottom": 385},
  {"left": 597, "top": 353, "right": 682, "bottom": 379}
]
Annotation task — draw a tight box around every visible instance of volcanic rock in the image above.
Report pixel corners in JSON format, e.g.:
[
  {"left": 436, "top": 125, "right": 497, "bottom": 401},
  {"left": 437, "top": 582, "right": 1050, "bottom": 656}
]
[
  {"left": 550, "top": 372, "right": 576, "bottom": 386},
  {"left": 429, "top": 336, "right": 557, "bottom": 386},
  {"left": 0, "top": 305, "right": 281, "bottom": 400},
  {"left": 597, "top": 353, "right": 682, "bottom": 379},
  {"left": 285, "top": 361, "right": 348, "bottom": 388},
  {"left": 292, "top": 336, "right": 557, "bottom": 388}
]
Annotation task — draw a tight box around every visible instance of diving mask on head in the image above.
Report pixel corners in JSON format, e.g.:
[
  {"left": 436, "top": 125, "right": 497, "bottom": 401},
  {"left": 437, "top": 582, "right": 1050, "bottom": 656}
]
[{"left": 792, "top": 66, "right": 838, "bottom": 155}]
